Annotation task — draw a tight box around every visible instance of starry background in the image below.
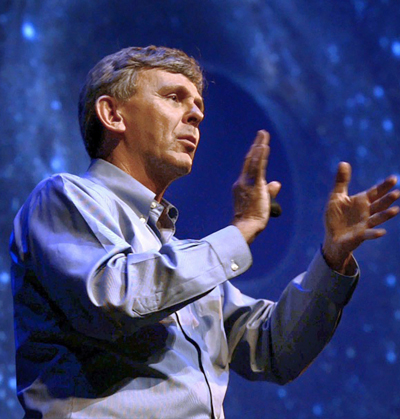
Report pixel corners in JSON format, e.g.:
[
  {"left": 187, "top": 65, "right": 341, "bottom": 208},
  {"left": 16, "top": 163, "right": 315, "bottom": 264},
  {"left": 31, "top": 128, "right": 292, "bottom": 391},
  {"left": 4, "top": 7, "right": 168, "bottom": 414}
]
[{"left": 1, "top": 0, "right": 400, "bottom": 418}]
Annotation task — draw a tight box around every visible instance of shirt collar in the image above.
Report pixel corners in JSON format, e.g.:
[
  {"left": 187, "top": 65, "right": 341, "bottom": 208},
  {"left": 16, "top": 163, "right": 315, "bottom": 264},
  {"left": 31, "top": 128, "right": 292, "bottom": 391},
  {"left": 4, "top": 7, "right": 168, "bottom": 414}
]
[{"left": 83, "top": 159, "right": 179, "bottom": 231}]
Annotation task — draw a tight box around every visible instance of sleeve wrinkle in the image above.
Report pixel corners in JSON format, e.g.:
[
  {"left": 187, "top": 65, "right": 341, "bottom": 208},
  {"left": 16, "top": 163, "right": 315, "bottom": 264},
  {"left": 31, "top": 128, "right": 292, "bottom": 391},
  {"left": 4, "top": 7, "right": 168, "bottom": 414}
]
[{"left": 223, "top": 251, "right": 359, "bottom": 383}]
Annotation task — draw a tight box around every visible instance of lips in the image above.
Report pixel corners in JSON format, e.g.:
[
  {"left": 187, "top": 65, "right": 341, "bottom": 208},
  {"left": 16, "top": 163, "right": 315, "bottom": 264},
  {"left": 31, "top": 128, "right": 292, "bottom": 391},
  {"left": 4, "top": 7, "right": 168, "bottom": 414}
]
[{"left": 177, "top": 135, "right": 198, "bottom": 151}]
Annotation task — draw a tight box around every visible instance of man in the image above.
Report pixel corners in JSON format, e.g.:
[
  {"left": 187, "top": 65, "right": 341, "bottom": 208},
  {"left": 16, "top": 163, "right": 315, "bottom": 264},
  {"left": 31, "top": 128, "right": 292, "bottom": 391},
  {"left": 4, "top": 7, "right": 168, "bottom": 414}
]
[{"left": 10, "top": 46, "right": 399, "bottom": 419}]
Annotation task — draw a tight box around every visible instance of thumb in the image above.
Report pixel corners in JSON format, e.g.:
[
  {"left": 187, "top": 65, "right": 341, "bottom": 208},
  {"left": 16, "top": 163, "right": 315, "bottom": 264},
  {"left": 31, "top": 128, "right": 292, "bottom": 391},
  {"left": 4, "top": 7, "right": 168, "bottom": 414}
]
[
  {"left": 333, "top": 162, "right": 352, "bottom": 195},
  {"left": 268, "top": 181, "right": 281, "bottom": 198}
]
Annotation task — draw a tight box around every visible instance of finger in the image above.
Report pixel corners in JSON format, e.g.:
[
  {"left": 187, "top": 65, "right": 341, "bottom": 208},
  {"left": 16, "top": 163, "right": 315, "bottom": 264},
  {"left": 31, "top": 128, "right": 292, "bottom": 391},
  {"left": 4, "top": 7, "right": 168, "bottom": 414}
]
[
  {"left": 257, "top": 142, "right": 270, "bottom": 184},
  {"left": 332, "top": 162, "right": 352, "bottom": 195},
  {"left": 363, "top": 228, "right": 387, "bottom": 241},
  {"left": 367, "top": 175, "right": 398, "bottom": 203},
  {"left": 256, "top": 129, "right": 270, "bottom": 145},
  {"left": 241, "top": 131, "right": 270, "bottom": 183},
  {"left": 246, "top": 144, "right": 266, "bottom": 182},
  {"left": 268, "top": 181, "right": 281, "bottom": 198},
  {"left": 370, "top": 189, "right": 400, "bottom": 215},
  {"left": 258, "top": 131, "right": 270, "bottom": 181},
  {"left": 368, "top": 206, "right": 400, "bottom": 228},
  {"left": 241, "top": 130, "right": 267, "bottom": 175},
  {"left": 241, "top": 146, "right": 255, "bottom": 175}
]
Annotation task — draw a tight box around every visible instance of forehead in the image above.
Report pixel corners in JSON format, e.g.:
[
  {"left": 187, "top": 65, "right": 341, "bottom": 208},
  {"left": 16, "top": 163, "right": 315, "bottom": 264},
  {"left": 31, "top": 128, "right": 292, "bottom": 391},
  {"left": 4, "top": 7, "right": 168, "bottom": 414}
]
[{"left": 136, "top": 69, "right": 203, "bottom": 102}]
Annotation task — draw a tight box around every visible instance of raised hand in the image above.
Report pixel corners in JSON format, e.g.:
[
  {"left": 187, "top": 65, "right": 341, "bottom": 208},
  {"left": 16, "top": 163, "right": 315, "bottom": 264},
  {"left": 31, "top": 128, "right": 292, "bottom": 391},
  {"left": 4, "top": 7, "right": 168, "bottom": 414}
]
[
  {"left": 232, "top": 130, "right": 281, "bottom": 244},
  {"left": 323, "top": 162, "right": 400, "bottom": 273}
]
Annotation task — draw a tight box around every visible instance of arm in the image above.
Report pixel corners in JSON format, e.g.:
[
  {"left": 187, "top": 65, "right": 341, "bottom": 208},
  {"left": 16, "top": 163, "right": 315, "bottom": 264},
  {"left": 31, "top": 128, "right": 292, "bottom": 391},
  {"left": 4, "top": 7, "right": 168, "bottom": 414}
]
[
  {"left": 224, "top": 131, "right": 398, "bottom": 383},
  {"left": 224, "top": 251, "right": 358, "bottom": 384},
  {"left": 11, "top": 174, "right": 252, "bottom": 341}
]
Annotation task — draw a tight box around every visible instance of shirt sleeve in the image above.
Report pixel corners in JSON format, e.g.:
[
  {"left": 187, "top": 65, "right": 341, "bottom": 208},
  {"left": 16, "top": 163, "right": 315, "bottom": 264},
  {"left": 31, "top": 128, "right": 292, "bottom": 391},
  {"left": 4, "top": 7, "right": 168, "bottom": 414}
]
[
  {"left": 223, "top": 250, "right": 359, "bottom": 384},
  {"left": 11, "top": 174, "right": 252, "bottom": 341}
]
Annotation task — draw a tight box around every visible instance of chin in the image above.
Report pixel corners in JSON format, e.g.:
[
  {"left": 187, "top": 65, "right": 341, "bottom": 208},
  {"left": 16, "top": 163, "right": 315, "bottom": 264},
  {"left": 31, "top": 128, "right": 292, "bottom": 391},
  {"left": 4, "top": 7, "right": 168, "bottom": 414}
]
[
  {"left": 172, "top": 162, "right": 192, "bottom": 178},
  {"left": 169, "top": 154, "right": 194, "bottom": 177},
  {"left": 147, "top": 155, "right": 193, "bottom": 184}
]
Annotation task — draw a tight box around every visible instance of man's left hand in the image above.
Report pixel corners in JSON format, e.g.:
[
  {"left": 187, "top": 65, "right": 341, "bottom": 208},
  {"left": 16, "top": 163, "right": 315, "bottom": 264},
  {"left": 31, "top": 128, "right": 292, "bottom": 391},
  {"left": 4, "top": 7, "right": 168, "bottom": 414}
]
[{"left": 322, "top": 162, "right": 400, "bottom": 274}]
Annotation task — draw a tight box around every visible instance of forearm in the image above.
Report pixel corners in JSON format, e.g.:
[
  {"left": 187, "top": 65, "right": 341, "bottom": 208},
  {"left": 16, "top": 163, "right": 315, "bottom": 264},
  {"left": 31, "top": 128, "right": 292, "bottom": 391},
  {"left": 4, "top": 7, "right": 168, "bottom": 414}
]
[
  {"left": 267, "top": 252, "right": 358, "bottom": 382},
  {"left": 23, "top": 225, "right": 252, "bottom": 341},
  {"left": 86, "top": 226, "right": 252, "bottom": 327},
  {"left": 227, "top": 250, "right": 359, "bottom": 383}
]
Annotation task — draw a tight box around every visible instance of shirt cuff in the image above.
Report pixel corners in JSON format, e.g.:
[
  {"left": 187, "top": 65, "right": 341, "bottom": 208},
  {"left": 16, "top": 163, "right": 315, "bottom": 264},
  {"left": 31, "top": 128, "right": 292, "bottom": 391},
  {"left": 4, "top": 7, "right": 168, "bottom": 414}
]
[
  {"left": 299, "top": 249, "right": 360, "bottom": 306},
  {"left": 203, "top": 225, "right": 252, "bottom": 279}
]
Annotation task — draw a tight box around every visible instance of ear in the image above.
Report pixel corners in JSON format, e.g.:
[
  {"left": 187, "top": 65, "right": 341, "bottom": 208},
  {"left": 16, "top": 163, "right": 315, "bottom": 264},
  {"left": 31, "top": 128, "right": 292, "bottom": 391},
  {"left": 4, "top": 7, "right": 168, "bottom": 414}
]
[{"left": 95, "top": 95, "right": 126, "bottom": 134}]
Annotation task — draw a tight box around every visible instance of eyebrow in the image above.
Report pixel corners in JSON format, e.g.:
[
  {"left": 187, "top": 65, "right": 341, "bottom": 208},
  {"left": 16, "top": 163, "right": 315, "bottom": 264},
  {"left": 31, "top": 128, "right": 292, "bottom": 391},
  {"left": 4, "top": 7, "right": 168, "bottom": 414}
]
[{"left": 160, "top": 84, "right": 204, "bottom": 113}]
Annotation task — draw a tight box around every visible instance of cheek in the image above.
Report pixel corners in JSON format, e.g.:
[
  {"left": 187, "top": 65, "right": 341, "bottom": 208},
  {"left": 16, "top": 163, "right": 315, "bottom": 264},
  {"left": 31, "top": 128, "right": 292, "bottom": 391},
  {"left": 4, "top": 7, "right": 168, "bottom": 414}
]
[
  {"left": 151, "top": 104, "right": 180, "bottom": 132},
  {"left": 154, "top": 117, "right": 179, "bottom": 142}
]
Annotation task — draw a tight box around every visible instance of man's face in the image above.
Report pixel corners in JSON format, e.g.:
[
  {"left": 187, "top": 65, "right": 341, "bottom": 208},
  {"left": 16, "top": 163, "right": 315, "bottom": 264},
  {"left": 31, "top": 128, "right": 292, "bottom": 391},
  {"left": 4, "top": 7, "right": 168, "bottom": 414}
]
[{"left": 118, "top": 68, "right": 204, "bottom": 184}]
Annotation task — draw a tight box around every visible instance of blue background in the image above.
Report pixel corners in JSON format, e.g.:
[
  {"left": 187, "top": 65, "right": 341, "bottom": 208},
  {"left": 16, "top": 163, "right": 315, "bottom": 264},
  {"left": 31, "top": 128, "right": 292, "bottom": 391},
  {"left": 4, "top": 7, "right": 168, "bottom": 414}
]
[{"left": 1, "top": 1, "right": 400, "bottom": 418}]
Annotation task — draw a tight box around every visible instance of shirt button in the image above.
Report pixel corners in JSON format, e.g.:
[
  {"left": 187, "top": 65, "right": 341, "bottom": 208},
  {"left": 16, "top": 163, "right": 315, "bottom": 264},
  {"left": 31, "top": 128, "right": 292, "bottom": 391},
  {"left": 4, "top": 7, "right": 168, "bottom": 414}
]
[
  {"left": 139, "top": 215, "right": 146, "bottom": 223},
  {"left": 150, "top": 201, "right": 157, "bottom": 209},
  {"left": 231, "top": 260, "right": 239, "bottom": 272}
]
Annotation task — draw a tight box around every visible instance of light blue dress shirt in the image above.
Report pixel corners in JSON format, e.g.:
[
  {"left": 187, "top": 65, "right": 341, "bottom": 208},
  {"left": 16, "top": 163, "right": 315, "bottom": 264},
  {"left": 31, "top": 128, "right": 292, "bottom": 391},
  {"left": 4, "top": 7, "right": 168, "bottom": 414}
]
[{"left": 10, "top": 159, "right": 359, "bottom": 419}]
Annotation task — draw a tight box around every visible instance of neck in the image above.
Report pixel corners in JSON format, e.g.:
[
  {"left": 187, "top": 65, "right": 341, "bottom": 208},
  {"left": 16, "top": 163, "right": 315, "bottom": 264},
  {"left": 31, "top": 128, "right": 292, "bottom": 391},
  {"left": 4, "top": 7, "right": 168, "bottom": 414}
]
[{"left": 105, "top": 153, "right": 169, "bottom": 202}]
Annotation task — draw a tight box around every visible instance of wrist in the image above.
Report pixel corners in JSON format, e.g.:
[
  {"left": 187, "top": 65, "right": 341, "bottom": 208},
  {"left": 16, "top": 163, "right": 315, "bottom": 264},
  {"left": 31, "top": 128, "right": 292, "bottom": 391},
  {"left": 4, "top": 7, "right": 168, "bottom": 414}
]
[
  {"left": 322, "top": 240, "right": 353, "bottom": 274},
  {"left": 232, "top": 218, "right": 263, "bottom": 245}
]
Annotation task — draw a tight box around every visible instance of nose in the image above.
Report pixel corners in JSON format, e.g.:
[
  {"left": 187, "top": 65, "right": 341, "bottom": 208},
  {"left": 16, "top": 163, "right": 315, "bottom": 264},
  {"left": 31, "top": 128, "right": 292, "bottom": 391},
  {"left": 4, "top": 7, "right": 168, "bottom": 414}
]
[{"left": 184, "top": 104, "right": 204, "bottom": 127}]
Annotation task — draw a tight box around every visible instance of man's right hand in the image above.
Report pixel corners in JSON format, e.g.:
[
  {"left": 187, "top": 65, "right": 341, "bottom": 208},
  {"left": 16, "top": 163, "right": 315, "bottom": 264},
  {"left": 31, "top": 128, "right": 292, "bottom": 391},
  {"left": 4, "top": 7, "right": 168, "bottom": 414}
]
[{"left": 232, "top": 130, "right": 281, "bottom": 245}]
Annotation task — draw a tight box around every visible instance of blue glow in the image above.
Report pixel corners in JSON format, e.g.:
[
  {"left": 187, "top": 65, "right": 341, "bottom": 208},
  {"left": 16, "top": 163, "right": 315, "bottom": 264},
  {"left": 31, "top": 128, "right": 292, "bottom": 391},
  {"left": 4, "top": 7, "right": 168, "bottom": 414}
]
[
  {"left": 0, "top": 272, "right": 9, "bottom": 284},
  {"left": 394, "top": 310, "right": 400, "bottom": 321},
  {"left": 346, "top": 347, "right": 356, "bottom": 359},
  {"left": 277, "top": 388, "right": 287, "bottom": 398},
  {"left": 385, "top": 274, "right": 396, "bottom": 287},
  {"left": 50, "top": 157, "right": 64, "bottom": 172},
  {"left": 327, "top": 44, "right": 339, "bottom": 64},
  {"left": 373, "top": 86, "right": 385, "bottom": 98},
  {"left": 51, "top": 100, "right": 62, "bottom": 110},
  {"left": 382, "top": 119, "right": 393, "bottom": 132},
  {"left": 293, "top": 282, "right": 311, "bottom": 292},
  {"left": 312, "top": 403, "right": 323, "bottom": 417},
  {"left": 391, "top": 41, "right": 400, "bottom": 57},
  {"left": 7, "top": 377, "right": 16, "bottom": 390},
  {"left": 386, "top": 350, "right": 397, "bottom": 364},
  {"left": 356, "top": 146, "right": 368, "bottom": 158},
  {"left": 21, "top": 22, "right": 36, "bottom": 40},
  {"left": 355, "top": 93, "right": 366, "bottom": 104}
]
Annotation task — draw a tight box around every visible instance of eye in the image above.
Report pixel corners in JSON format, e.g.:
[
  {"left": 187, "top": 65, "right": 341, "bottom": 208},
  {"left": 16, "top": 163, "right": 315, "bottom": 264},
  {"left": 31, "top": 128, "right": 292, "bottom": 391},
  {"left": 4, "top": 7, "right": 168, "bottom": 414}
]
[{"left": 167, "top": 93, "right": 179, "bottom": 102}]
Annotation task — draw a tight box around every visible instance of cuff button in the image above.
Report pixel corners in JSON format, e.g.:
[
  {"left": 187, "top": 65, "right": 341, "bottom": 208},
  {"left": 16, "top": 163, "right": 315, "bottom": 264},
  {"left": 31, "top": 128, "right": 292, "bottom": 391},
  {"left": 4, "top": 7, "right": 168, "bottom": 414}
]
[{"left": 231, "top": 260, "right": 239, "bottom": 272}]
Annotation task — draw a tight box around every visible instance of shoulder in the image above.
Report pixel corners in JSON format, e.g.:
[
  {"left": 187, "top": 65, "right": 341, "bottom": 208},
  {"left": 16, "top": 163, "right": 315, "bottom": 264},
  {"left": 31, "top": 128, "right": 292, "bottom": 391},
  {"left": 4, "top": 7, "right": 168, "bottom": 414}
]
[
  {"left": 30, "top": 172, "right": 108, "bottom": 204},
  {"left": 17, "top": 172, "right": 113, "bottom": 222}
]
